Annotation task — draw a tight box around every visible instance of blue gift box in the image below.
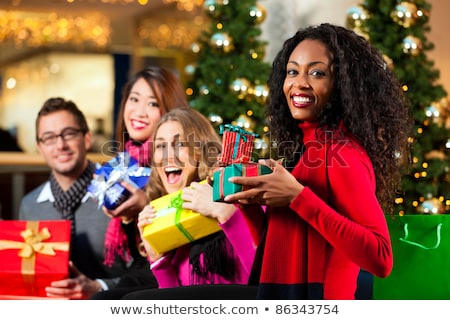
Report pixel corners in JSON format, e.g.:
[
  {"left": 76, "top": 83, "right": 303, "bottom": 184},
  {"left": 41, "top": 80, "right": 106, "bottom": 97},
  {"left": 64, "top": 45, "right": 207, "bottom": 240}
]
[{"left": 88, "top": 152, "right": 151, "bottom": 210}]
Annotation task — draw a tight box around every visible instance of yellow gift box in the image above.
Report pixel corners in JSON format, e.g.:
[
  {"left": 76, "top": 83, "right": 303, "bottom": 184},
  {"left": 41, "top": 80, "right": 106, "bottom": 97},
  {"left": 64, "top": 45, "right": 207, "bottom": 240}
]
[{"left": 142, "top": 181, "right": 221, "bottom": 255}]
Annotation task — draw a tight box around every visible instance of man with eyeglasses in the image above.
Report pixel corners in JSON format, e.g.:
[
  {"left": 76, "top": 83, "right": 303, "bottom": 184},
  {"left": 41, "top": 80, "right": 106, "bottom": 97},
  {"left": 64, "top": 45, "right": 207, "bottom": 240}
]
[{"left": 18, "top": 97, "right": 129, "bottom": 299}]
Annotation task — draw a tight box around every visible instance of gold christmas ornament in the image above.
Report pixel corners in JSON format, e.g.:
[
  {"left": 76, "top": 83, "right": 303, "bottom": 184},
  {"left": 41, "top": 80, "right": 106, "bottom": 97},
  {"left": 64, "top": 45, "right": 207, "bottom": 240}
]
[
  {"left": 233, "top": 114, "right": 255, "bottom": 131},
  {"left": 203, "top": 0, "right": 223, "bottom": 18},
  {"left": 249, "top": 4, "right": 267, "bottom": 24},
  {"left": 418, "top": 198, "right": 445, "bottom": 214},
  {"left": 391, "top": 2, "right": 418, "bottom": 28},
  {"left": 190, "top": 42, "right": 201, "bottom": 54},
  {"left": 402, "top": 36, "right": 422, "bottom": 56},
  {"left": 208, "top": 113, "right": 223, "bottom": 126},
  {"left": 230, "top": 78, "right": 251, "bottom": 99},
  {"left": 346, "top": 5, "right": 369, "bottom": 29},
  {"left": 203, "top": 0, "right": 220, "bottom": 18},
  {"left": 249, "top": 84, "right": 269, "bottom": 104},
  {"left": 427, "top": 100, "right": 448, "bottom": 126},
  {"left": 425, "top": 103, "right": 440, "bottom": 118},
  {"left": 353, "top": 27, "right": 370, "bottom": 41},
  {"left": 210, "top": 32, "right": 234, "bottom": 53}
]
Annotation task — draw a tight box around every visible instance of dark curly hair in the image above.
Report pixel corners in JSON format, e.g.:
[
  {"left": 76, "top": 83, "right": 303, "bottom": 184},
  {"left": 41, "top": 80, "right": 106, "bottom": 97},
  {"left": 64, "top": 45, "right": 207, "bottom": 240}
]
[{"left": 267, "top": 23, "right": 412, "bottom": 214}]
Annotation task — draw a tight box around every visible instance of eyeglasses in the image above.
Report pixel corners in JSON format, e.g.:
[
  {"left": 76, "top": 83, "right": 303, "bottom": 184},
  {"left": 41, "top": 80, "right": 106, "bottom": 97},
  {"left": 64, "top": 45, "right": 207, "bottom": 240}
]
[{"left": 38, "top": 127, "right": 86, "bottom": 145}]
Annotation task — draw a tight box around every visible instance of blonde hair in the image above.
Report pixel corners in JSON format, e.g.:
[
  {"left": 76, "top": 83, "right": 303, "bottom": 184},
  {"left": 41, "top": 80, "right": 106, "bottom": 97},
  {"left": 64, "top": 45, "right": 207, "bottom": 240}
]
[{"left": 146, "top": 108, "right": 221, "bottom": 200}]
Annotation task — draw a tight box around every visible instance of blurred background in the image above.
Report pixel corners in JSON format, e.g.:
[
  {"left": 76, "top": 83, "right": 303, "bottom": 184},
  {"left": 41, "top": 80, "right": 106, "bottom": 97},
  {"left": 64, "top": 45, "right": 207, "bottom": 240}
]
[
  {"left": 0, "top": 0, "right": 449, "bottom": 220},
  {"left": 0, "top": 0, "right": 447, "bottom": 153}
]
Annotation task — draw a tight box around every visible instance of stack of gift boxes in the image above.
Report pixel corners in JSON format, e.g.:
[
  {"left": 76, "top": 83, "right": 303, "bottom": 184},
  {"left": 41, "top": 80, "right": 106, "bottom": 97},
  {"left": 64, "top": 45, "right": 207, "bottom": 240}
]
[
  {"left": 0, "top": 129, "right": 273, "bottom": 297},
  {"left": 212, "top": 124, "right": 272, "bottom": 202},
  {"left": 142, "top": 124, "right": 272, "bottom": 255},
  {"left": 0, "top": 152, "right": 150, "bottom": 299}
]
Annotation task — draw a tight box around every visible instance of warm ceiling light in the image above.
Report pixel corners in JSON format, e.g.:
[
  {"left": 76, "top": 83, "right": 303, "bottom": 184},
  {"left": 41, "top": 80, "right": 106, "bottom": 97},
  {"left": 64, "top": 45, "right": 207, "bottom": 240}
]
[
  {"left": 0, "top": 10, "right": 111, "bottom": 49},
  {"left": 65, "top": 0, "right": 148, "bottom": 4},
  {"left": 138, "top": 14, "right": 205, "bottom": 50},
  {"left": 162, "top": 0, "right": 203, "bottom": 12}
]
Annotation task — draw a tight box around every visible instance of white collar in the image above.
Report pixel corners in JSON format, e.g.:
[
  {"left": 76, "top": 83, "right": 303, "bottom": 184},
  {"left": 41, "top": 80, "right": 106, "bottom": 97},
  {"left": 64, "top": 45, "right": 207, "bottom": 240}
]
[{"left": 37, "top": 181, "right": 92, "bottom": 203}]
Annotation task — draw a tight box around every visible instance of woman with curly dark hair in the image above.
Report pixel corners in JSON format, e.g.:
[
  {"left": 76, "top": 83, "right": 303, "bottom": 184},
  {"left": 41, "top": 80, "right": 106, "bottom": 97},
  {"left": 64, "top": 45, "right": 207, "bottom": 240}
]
[{"left": 224, "top": 23, "right": 412, "bottom": 299}]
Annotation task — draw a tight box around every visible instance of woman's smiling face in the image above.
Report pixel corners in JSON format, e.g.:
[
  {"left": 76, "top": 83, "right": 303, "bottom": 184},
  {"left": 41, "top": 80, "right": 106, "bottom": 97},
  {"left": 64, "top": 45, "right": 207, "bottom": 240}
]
[
  {"left": 123, "top": 77, "right": 162, "bottom": 142},
  {"left": 283, "top": 39, "right": 334, "bottom": 122},
  {"left": 153, "top": 120, "right": 198, "bottom": 194}
]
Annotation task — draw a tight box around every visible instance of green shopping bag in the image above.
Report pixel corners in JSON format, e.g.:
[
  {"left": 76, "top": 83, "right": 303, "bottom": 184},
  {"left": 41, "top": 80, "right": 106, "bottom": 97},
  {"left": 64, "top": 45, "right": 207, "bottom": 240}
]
[{"left": 373, "top": 214, "right": 450, "bottom": 299}]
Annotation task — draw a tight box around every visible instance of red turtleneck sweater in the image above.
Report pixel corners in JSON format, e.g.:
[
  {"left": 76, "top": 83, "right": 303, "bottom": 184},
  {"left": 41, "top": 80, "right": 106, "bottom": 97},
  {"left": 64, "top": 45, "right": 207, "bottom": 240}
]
[{"left": 247, "top": 121, "right": 393, "bottom": 299}]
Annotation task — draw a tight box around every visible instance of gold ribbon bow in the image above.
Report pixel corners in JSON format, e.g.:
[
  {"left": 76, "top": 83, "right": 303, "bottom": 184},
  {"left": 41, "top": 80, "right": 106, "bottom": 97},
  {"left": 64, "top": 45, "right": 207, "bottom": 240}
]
[
  {"left": 0, "top": 224, "right": 69, "bottom": 259},
  {"left": 0, "top": 221, "right": 69, "bottom": 276}
]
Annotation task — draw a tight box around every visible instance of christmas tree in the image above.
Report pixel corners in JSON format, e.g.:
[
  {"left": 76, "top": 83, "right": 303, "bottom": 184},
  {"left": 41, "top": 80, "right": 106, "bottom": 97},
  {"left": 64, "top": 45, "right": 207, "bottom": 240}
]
[
  {"left": 346, "top": 1, "right": 450, "bottom": 214},
  {"left": 185, "top": 0, "right": 272, "bottom": 157}
]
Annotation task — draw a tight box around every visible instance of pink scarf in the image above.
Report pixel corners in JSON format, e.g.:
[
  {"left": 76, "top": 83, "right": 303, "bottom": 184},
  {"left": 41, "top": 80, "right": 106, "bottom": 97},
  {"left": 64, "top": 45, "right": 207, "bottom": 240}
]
[
  {"left": 125, "top": 139, "right": 152, "bottom": 167},
  {"left": 103, "top": 138, "right": 152, "bottom": 267},
  {"left": 103, "top": 217, "right": 132, "bottom": 267}
]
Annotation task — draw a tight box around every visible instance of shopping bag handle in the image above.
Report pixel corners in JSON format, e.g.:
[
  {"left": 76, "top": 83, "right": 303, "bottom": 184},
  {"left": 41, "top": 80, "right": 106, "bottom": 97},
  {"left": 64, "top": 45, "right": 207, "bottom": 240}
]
[{"left": 399, "top": 222, "right": 442, "bottom": 250}]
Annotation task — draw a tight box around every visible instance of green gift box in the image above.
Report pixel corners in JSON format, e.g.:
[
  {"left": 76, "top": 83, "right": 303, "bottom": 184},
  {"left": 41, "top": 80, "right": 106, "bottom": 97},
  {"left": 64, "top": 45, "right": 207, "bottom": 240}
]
[{"left": 212, "top": 163, "right": 272, "bottom": 202}]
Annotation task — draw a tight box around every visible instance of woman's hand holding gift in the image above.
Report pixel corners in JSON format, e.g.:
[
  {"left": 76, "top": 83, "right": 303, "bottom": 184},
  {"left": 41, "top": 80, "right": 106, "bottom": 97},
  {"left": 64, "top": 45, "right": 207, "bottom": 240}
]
[
  {"left": 137, "top": 204, "right": 164, "bottom": 262},
  {"left": 182, "top": 181, "right": 236, "bottom": 224},
  {"left": 224, "top": 159, "right": 304, "bottom": 207},
  {"left": 103, "top": 180, "right": 149, "bottom": 223}
]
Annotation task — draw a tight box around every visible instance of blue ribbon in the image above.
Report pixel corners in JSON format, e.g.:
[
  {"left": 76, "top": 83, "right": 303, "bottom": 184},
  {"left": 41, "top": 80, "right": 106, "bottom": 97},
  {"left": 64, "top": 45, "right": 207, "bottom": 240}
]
[{"left": 87, "top": 152, "right": 151, "bottom": 208}]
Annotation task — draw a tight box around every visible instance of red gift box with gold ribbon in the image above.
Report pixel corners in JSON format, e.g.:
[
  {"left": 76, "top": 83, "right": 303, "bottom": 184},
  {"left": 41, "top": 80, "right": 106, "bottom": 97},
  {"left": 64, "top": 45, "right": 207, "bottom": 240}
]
[{"left": 0, "top": 220, "right": 70, "bottom": 297}]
